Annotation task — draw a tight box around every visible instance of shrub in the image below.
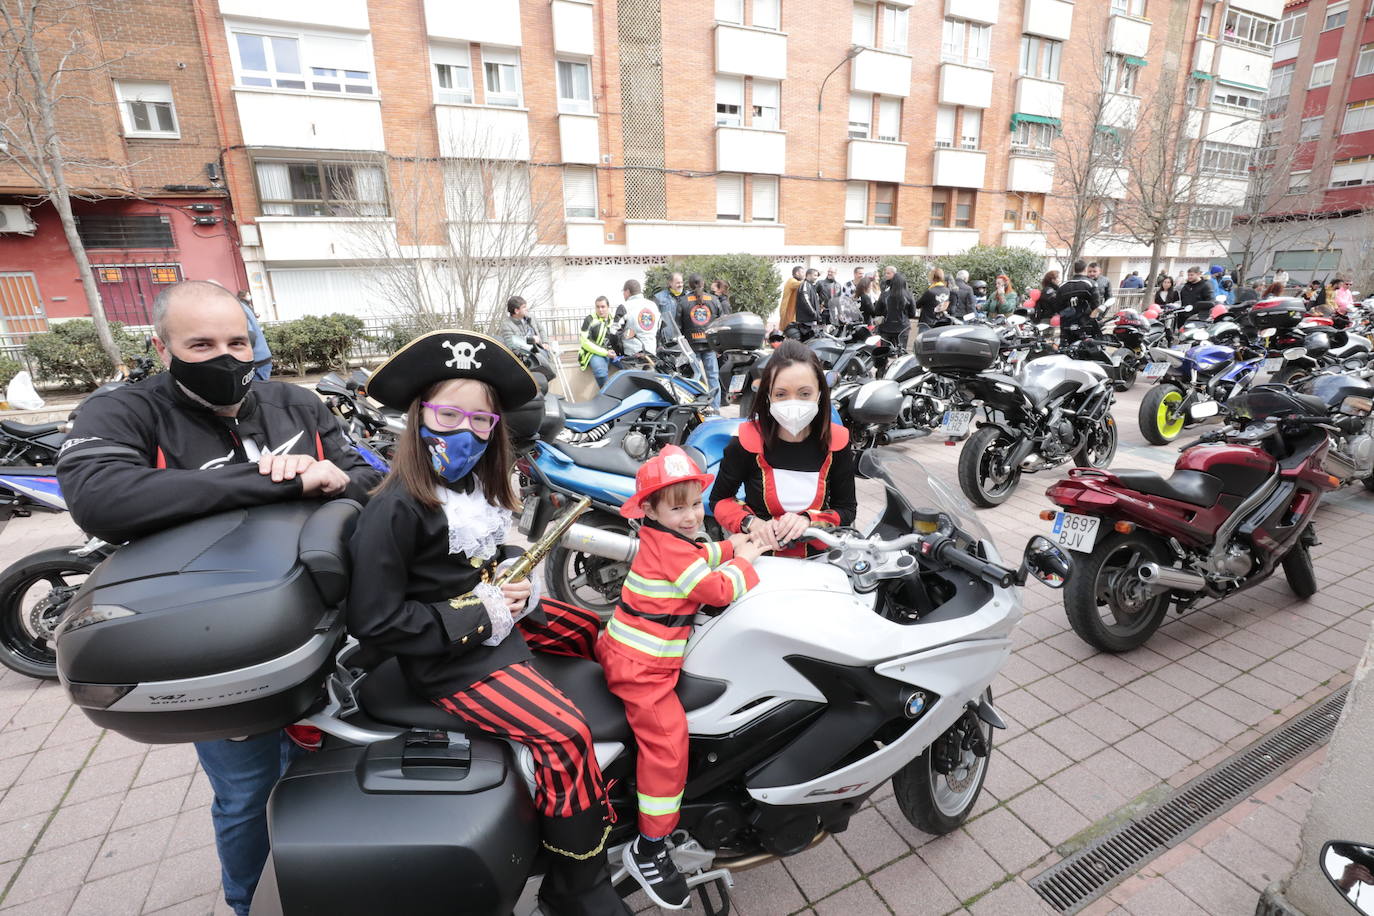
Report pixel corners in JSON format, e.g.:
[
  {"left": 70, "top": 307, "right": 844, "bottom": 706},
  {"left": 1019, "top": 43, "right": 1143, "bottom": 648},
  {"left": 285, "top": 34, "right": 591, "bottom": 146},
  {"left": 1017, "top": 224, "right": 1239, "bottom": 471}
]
[
  {"left": 25, "top": 320, "right": 157, "bottom": 390},
  {"left": 877, "top": 247, "right": 1046, "bottom": 300},
  {"left": 645, "top": 254, "right": 781, "bottom": 318},
  {"left": 264, "top": 313, "right": 365, "bottom": 375},
  {"left": 0, "top": 357, "right": 22, "bottom": 390}
]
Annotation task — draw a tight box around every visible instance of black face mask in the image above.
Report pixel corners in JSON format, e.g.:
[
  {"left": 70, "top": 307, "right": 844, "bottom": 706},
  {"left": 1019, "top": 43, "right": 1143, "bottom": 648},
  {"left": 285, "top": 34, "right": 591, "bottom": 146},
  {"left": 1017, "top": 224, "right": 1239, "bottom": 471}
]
[{"left": 170, "top": 352, "right": 256, "bottom": 407}]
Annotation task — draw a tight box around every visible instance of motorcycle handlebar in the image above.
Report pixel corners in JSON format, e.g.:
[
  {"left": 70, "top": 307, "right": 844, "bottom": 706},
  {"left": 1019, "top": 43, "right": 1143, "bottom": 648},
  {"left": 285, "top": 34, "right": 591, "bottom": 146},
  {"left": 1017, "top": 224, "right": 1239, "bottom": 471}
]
[{"left": 801, "top": 527, "right": 1017, "bottom": 589}]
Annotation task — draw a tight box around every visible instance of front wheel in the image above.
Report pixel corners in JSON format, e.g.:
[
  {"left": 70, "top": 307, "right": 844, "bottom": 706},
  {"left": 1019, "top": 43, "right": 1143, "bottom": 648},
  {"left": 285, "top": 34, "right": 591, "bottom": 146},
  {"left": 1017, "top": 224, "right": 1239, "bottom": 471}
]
[
  {"left": 892, "top": 696, "right": 993, "bottom": 836},
  {"left": 1073, "top": 416, "right": 1118, "bottom": 469},
  {"left": 1281, "top": 539, "right": 1318, "bottom": 598},
  {"left": 0, "top": 547, "right": 103, "bottom": 679},
  {"left": 957, "top": 426, "right": 1022, "bottom": 508},
  {"left": 1063, "top": 530, "right": 1172, "bottom": 653},
  {"left": 1138, "top": 385, "right": 1187, "bottom": 445},
  {"left": 545, "top": 515, "right": 631, "bottom": 622}
]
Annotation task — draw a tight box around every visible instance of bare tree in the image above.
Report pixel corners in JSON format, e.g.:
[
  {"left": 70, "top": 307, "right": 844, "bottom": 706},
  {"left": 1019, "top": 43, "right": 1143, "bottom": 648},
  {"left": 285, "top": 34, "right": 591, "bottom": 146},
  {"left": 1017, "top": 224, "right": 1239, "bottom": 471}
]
[{"left": 0, "top": 0, "right": 139, "bottom": 367}]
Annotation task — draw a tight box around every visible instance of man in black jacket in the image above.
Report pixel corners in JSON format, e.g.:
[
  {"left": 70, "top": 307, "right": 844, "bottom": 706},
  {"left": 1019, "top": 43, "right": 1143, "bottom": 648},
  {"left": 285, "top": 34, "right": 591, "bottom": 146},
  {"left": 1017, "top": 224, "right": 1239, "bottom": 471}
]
[
  {"left": 1178, "top": 266, "right": 1217, "bottom": 323},
  {"left": 1056, "top": 259, "right": 1102, "bottom": 344},
  {"left": 57, "top": 280, "right": 383, "bottom": 916},
  {"left": 789, "top": 268, "right": 821, "bottom": 339},
  {"left": 951, "top": 269, "right": 975, "bottom": 319},
  {"left": 817, "top": 267, "right": 842, "bottom": 309}
]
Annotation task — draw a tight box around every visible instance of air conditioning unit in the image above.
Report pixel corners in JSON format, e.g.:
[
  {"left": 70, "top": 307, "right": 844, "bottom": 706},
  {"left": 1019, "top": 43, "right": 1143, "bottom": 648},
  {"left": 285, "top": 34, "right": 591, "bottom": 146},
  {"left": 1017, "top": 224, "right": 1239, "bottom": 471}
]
[{"left": 0, "top": 205, "right": 36, "bottom": 233}]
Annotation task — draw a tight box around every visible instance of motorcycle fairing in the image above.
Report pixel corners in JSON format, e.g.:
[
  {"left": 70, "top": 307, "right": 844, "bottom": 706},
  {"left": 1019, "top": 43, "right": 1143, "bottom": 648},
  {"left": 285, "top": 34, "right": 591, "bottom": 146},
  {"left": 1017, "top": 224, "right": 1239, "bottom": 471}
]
[
  {"left": 0, "top": 472, "right": 66, "bottom": 511},
  {"left": 560, "top": 388, "right": 668, "bottom": 433}
]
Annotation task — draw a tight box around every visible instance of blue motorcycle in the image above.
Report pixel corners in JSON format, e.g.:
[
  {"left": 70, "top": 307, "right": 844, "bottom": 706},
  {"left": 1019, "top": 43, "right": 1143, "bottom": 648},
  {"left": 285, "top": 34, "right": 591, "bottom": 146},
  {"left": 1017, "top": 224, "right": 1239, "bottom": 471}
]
[{"left": 1137, "top": 330, "right": 1266, "bottom": 445}]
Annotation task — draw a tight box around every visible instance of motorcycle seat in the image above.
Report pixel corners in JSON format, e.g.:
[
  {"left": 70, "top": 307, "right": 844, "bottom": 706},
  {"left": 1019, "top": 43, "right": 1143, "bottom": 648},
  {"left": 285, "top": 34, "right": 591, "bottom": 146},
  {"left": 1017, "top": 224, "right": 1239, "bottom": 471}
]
[
  {"left": 1111, "top": 469, "right": 1223, "bottom": 507},
  {"left": 562, "top": 393, "right": 623, "bottom": 421},
  {"left": 554, "top": 442, "right": 644, "bottom": 478},
  {"left": 0, "top": 419, "right": 63, "bottom": 438}
]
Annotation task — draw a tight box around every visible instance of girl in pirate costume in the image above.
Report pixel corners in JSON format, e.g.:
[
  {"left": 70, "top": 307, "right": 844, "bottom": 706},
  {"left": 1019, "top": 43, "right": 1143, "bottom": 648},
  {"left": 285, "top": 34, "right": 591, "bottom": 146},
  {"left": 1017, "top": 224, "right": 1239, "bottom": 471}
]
[
  {"left": 347, "top": 331, "right": 628, "bottom": 916},
  {"left": 709, "top": 339, "right": 857, "bottom": 557}
]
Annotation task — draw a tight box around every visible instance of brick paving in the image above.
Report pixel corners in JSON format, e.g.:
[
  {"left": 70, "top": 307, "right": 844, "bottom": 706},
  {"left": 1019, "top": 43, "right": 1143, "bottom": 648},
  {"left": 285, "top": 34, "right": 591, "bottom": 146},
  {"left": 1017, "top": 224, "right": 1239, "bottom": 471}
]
[{"left": 1, "top": 382, "right": 1370, "bottom": 914}]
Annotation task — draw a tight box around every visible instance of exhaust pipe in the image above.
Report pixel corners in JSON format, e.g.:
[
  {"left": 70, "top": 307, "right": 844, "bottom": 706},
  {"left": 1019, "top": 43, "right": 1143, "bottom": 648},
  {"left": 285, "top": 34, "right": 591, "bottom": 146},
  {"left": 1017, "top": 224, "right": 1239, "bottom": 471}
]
[
  {"left": 562, "top": 523, "right": 639, "bottom": 563},
  {"left": 882, "top": 427, "right": 930, "bottom": 443},
  {"left": 1137, "top": 562, "right": 1207, "bottom": 595}
]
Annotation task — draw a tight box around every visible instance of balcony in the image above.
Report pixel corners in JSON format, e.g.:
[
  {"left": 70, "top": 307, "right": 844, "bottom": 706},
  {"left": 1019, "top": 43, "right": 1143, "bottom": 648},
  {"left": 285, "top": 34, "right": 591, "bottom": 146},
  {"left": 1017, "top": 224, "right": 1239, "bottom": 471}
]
[
  {"left": 1194, "top": 38, "right": 1216, "bottom": 73},
  {"left": 1204, "top": 109, "right": 1261, "bottom": 146},
  {"left": 1184, "top": 108, "right": 1203, "bottom": 140},
  {"left": 552, "top": 0, "right": 595, "bottom": 57},
  {"left": 932, "top": 148, "right": 986, "bottom": 188},
  {"left": 845, "top": 226, "right": 904, "bottom": 253},
  {"left": 1015, "top": 77, "right": 1063, "bottom": 119},
  {"left": 848, "top": 139, "right": 907, "bottom": 183},
  {"left": 1008, "top": 154, "right": 1054, "bottom": 193},
  {"left": 716, "top": 126, "right": 786, "bottom": 174},
  {"left": 927, "top": 228, "right": 980, "bottom": 255},
  {"left": 1226, "top": 0, "right": 1283, "bottom": 17},
  {"left": 256, "top": 218, "right": 394, "bottom": 262},
  {"left": 1023, "top": 0, "right": 1073, "bottom": 41},
  {"left": 938, "top": 62, "right": 993, "bottom": 108},
  {"left": 1091, "top": 166, "right": 1129, "bottom": 199},
  {"left": 1100, "top": 92, "right": 1139, "bottom": 129},
  {"left": 435, "top": 105, "right": 530, "bottom": 159},
  {"left": 624, "top": 220, "right": 785, "bottom": 256},
  {"left": 565, "top": 221, "right": 607, "bottom": 251},
  {"left": 1001, "top": 229, "right": 1048, "bottom": 250},
  {"left": 424, "top": 0, "right": 520, "bottom": 44},
  {"left": 715, "top": 23, "right": 787, "bottom": 80},
  {"left": 559, "top": 113, "right": 599, "bottom": 165},
  {"left": 852, "top": 48, "right": 912, "bottom": 97},
  {"left": 1215, "top": 43, "right": 1273, "bottom": 91},
  {"left": 218, "top": 0, "right": 368, "bottom": 28},
  {"left": 945, "top": 0, "right": 997, "bottom": 23},
  {"left": 234, "top": 91, "right": 384, "bottom": 150},
  {"left": 1193, "top": 176, "right": 1251, "bottom": 206},
  {"left": 1107, "top": 14, "right": 1150, "bottom": 58}
]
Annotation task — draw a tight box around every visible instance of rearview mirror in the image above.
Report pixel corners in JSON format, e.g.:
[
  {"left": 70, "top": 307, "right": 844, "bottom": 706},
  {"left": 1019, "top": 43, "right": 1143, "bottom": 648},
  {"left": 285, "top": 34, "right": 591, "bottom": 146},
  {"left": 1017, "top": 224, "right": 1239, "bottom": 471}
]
[
  {"left": 1322, "top": 841, "right": 1374, "bottom": 915},
  {"left": 1020, "top": 535, "right": 1070, "bottom": 588}
]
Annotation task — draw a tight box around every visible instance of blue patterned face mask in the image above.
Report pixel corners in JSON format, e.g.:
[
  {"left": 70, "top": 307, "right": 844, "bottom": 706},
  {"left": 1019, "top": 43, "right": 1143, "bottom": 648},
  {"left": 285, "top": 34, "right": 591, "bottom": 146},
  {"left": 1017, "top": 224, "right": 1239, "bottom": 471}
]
[{"left": 421, "top": 427, "right": 489, "bottom": 482}]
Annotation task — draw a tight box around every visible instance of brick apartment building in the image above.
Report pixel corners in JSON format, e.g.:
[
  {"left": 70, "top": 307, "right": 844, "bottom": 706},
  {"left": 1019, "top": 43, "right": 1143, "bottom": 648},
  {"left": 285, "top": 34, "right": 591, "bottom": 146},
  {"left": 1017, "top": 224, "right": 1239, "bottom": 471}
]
[
  {"left": 0, "top": 1, "right": 246, "bottom": 335},
  {"left": 1237, "top": 0, "right": 1374, "bottom": 287}
]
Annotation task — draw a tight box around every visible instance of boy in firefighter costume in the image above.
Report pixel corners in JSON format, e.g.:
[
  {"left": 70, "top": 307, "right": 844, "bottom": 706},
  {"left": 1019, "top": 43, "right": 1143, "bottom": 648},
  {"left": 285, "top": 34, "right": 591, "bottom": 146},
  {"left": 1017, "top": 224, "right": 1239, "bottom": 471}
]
[{"left": 596, "top": 447, "right": 765, "bottom": 908}]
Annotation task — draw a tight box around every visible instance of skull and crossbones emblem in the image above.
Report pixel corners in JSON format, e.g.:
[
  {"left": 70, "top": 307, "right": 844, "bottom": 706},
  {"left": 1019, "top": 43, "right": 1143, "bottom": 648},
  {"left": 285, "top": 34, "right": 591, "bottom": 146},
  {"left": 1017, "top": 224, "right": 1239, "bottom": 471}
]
[{"left": 442, "top": 339, "right": 486, "bottom": 370}]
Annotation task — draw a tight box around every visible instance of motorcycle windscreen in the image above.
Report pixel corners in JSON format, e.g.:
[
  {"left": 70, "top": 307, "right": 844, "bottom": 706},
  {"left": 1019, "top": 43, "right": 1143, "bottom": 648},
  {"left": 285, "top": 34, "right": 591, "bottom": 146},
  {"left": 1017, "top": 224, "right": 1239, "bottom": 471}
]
[{"left": 857, "top": 448, "right": 992, "bottom": 546}]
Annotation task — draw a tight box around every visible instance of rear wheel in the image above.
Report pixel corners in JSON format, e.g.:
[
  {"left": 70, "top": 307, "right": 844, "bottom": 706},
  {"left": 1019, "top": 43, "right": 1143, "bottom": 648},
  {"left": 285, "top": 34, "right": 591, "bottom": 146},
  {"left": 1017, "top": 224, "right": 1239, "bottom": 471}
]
[
  {"left": 1113, "top": 359, "right": 1138, "bottom": 392},
  {"left": 892, "top": 695, "right": 993, "bottom": 836},
  {"left": 1281, "top": 539, "right": 1318, "bottom": 598},
  {"left": 1138, "top": 385, "right": 1187, "bottom": 445},
  {"left": 0, "top": 547, "right": 102, "bottom": 680},
  {"left": 545, "top": 515, "right": 630, "bottom": 623},
  {"left": 1073, "top": 416, "right": 1118, "bottom": 469},
  {"left": 1064, "top": 530, "right": 1171, "bottom": 653},
  {"left": 957, "top": 426, "right": 1022, "bottom": 508},
  {"left": 1274, "top": 366, "right": 1314, "bottom": 388}
]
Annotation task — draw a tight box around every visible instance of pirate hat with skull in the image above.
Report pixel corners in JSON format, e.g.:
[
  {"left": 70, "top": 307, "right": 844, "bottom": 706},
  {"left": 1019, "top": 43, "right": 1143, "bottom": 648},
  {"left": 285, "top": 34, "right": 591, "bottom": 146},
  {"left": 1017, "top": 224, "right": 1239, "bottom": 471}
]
[{"left": 367, "top": 330, "right": 538, "bottom": 411}]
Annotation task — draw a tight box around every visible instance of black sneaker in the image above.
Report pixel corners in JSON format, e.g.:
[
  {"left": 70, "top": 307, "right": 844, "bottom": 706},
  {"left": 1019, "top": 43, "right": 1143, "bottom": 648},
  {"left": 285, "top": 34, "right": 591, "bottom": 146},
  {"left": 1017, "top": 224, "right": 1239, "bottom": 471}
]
[{"left": 623, "top": 837, "right": 690, "bottom": 910}]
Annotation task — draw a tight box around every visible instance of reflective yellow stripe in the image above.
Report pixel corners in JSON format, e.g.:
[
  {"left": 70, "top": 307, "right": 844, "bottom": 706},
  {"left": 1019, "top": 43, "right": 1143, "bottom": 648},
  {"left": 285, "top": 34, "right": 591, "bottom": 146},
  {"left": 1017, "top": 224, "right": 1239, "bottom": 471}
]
[
  {"left": 637, "top": 791, "right": 683, "bottom": 816},
  {"left": 672, "top": 558, "right": 710, "bottom": 595},
  {"left": 703, "top": 541, "right": 723, "bottom": 566},
  {"left": 606, "top": 617, "right": 688, "bottom": 658},
  {"left": 721, "top": 562, "right": 748, "bottom": 601},
  {"left": 624, "top": 558, "right": 711, "bottom": 600}
]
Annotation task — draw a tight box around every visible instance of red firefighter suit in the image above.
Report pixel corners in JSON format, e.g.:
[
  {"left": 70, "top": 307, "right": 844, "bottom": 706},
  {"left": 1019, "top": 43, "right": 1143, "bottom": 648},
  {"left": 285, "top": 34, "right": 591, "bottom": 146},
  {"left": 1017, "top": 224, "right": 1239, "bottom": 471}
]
[{"left": 595, "top": 521, "right": 759, "bottom": 837}]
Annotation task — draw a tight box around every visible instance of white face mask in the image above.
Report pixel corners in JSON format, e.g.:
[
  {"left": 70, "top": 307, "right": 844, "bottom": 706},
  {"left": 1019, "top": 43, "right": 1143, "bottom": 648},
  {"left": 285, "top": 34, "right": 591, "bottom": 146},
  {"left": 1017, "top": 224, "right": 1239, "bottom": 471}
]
[{"left": 770, "top": 399, "right": 819, "bottom": 437}]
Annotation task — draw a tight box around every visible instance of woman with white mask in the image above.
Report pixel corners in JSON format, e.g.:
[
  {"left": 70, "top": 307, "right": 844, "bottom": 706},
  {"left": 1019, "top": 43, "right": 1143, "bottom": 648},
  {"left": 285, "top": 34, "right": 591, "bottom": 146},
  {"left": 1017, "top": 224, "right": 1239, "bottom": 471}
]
[{"left": 710, "top": 340, "right": 856, "bottom": 557}]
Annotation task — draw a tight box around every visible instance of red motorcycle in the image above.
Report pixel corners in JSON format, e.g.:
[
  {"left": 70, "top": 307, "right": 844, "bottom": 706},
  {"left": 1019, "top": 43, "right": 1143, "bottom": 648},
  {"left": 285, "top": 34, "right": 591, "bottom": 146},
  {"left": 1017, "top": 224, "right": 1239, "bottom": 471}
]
[{"left": 1042, "top": 385, "right": 1344, "bottom": 652}]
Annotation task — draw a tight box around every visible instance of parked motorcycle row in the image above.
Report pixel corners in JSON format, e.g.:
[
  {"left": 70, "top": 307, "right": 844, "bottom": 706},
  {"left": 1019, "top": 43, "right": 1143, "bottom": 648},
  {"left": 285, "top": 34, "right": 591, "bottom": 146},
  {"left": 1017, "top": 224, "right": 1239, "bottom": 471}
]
[{"left": 0, "top": 292, "right": 1370, "bottom": 914}]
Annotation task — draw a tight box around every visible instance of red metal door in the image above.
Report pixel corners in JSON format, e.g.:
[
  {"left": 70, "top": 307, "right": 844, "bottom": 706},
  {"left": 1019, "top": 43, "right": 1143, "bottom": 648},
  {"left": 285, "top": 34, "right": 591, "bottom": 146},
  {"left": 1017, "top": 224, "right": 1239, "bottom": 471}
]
[{"left": 94, "top": 264, "right": 182, "bottom": 326}]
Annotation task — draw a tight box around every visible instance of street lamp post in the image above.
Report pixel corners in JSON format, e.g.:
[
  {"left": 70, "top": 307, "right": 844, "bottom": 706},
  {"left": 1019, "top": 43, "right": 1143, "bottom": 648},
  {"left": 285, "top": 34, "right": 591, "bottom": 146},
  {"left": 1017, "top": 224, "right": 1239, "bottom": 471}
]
[{"left": 817, "top": 45, "right": 865, "bottom": 178}]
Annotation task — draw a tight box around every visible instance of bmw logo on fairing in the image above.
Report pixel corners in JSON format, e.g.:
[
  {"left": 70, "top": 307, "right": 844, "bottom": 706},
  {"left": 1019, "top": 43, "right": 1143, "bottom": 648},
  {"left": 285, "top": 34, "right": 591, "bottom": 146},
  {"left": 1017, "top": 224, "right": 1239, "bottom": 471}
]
[{"left": 904, "top": 691, "right": 927, "bottom": 719}]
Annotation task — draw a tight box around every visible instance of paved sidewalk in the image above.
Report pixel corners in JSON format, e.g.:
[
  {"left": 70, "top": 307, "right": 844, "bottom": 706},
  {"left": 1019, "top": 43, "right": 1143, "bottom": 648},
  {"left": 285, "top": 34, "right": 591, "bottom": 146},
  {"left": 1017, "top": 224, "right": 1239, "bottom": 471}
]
[{"left": 1, "top": 382, "right": 1370, "bottom": 914}]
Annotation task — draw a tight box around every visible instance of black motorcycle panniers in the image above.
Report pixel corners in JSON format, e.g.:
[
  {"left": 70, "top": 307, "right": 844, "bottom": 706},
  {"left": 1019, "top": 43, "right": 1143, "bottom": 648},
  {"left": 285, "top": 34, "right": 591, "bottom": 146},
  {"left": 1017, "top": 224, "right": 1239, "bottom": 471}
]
[
  {"left": 707, "top": 312, "right": 765, "bottom": 352},
  {"left": 848, "top": 380, "right": 902, "bottom": 424},
  {"left": 506, "top": 393, "right": 564, "bottom": 442},
  {"left": 1251, "top": 299, "right": 1306, "bottom": 329},
  {"left": 263, "top": 734, "right": 537, "bottom": 916},
  {"left": 914, "top": 326, "right": 1001, "bottom": 373},
  {"left": 56, "top": 502, "right": 356, "bottom": 743}
]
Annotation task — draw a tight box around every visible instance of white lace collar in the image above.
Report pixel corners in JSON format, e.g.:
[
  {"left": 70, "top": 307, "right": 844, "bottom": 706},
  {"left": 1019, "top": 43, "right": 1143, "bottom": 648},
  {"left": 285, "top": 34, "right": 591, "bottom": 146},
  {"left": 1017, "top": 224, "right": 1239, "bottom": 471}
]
[{"left": 436, "top": 484, "right": 511, "bottom": 560}]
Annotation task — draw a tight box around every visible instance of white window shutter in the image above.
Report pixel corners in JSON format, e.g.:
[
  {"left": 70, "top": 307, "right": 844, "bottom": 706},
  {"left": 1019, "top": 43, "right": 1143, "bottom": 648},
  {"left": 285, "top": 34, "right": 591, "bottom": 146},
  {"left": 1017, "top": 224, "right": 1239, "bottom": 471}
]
[
  {"left": 877, "top": 97, "right": 900, "bottom": 141},
  {"left": 752, "top": 175, "right": 778, "bottom": 221},
  {"left": 852, "top": 2, "right": 875, "bottom": 45},
  {"left": 753, "top": 0, "right": 780, "bottom": 29},
  {"left": 715, "top": 0, "right": 743, "bottom": 22},
  {"left": 935, "top": 105, "right": 956, "bottom": 146},
  {"left": 716, "top": 75, "right": 744, "bottom": 107},
  {"left": 305, "top": 34, "right": 372, "bottom": 71},
  {"left": 844, "top": 181, "right": 867, "bottom": 223},
  {"left": 117, "top": 80, "right": 173, "bottom": 103},
  {"left": 563, "top": 167, "right": 597, "bottom": 218},
  {"left": 716, "top": 174, "right": 743, "bottom": 219}
]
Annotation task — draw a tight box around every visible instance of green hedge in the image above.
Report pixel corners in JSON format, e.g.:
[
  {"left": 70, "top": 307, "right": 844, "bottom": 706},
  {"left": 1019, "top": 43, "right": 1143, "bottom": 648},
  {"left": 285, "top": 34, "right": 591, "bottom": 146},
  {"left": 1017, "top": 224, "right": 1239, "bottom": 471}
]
[
  {"left": 263, "top": 313, "right": 365, "bottom": 375},
  {"left": 645, "top": 254, "right": 781, "bottom": 319},
  {"left": 879, "top": 246, "right": 1046, "bottom": 300},
  {"left": 0, "top": 357, "right": 22, "bottom": 390},
  {"left": 25, "top": 320, "right": 161, "bottom": 390}
]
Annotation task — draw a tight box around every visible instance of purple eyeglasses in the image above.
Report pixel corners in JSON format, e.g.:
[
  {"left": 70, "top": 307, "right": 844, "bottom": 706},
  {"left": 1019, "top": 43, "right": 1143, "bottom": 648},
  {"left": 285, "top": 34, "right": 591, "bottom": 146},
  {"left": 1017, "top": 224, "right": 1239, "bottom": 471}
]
[{"left": 422, "top": 402, "right": 501, "bottom": 434}]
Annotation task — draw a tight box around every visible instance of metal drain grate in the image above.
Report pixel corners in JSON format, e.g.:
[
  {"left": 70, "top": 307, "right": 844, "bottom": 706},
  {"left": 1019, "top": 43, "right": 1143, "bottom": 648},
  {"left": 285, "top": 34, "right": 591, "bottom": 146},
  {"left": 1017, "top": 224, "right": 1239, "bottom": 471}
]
[{"left": 1030, "top": 685, "right": 1349, "bottom": 914}]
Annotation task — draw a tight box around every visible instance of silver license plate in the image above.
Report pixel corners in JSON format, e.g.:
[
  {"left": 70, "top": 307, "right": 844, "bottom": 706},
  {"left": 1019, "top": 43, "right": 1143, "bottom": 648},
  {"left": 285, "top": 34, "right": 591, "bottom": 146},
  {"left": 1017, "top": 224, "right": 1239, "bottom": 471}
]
[
  {"left": 1143, "top": 362, "right": 1168, "bottom": 379},
  {"left": 1051, "top": 512, "right": 1100, "bottom": 553},
  {"left": 940, "top": 410, "right": 973, "bottom": 438},
  {"left": 518, "top": 495, "right": 540, "bottom": 535},
  {"left": 1264, "top": 357, "right": 1283, "bottom": 373}
]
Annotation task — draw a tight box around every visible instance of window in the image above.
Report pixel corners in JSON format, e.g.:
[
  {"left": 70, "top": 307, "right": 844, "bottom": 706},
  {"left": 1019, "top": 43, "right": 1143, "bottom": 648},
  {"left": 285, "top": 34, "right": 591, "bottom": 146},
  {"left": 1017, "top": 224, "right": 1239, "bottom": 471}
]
[
  {"left": 1186, "top": 78, "right": 1204, "bottom": 107},
  {"left": 873, "top": 183, "right": 895, "bottom": 225},
  {"left": 1277, "top": 9, "right": 1305, "bottom": 42},
  {"left": 751, "top": 79, "right": 780, "bottom": 129},
  {"left": 882, "top": 6, "right": 908, "bottom": 53},
  {"left": 1105, "top": 54, "right": 1140, "bottom": 95},
  {"left": 876, "top": 96, "right": 901, "bottom": 141},
  {"left": 556, "top": 59, "right": 592, "bottom": 114},
  {"left": 1093, "top": 127, "right": 1128, "bottom": 163},
  {"left": 1111, "top": 0, "right": 1146, "bottom": 15},
  {"left": 1300, "top": 116, "right": 1323, "bottom": 140},
  {"left": 1325, "top": 3, "right": 1349, "bottom": 30},
  {"left": 563, "top": 166, "right": 597, "bottom": 218},
  {"left": 1287, "top": 170, "right": 1311, "bottom": 192},
  {"left": 844, "top": 181, "right": 867, "bottom": 223},
  {"left": 935, "top": 105, "right": 956, "bottom": 147},
  {"left": 75, "top": 215, "right": 174, "bottom": 248},
  {"left": 1011, "top": 118, "right": 1057, "bottom": 154},
  {"left": 1199, "top": 141, "right": 1252, "bottom": 177},
  {"left": 852, "top": 2, "right": 876, "bottom": 46},
  {"left": 1198, "top": 1, "right": 1218, "bottom": 36},
  {"left": 114, "top": 81, "right": 178, "bottom": 138},
  {"left": 1274, "top": 248, "right": 1342, "bottom": 270},
  {"left": 848, "top": 93, "right": 872, "bottom": 139},
  {"left": 960, "top": 108, "right": 981, "bottom": 150},
  {"left": 1269, "top": 63, "right": 1295, "bottom": 98},
  {"left": 955, "top": 190, "right": 975, "bottom": 228},
  {"left": 1222, "top": 10, "right": 1277, "bottom": 50},
  {"left": 1357, "top": 44, "right": 1374, "bottom": 78},
  {"left": 753, "top": 0, "right": 780, "bottom": 30},
  {"left": 716, "top": 76, "right": 744, "bottom": 126},
  {"left": 483, "top": 47, "right": 522, "bottom": 107},
  {"left": 1019, "top": 35, "right": 1062, "bottom": 80},
  {"left": 752, "top": 175, "right": 778, "bottom": 221},
  {"left": 1189, "top": 206, "right": 1233, "bottom": 232},
  {"left": 443, "top": 161, "right": 484, "bottom": 221},
  {"left": 1006, "top": 192, "right": 1045, "bottom": 229},
  {"left": 231, "top": 30, "right": 373, "bottom": 94},
  {"left": 716, "top": 174, "right": 743, "bottom": 220},
  {"left": 930, "top": 196, "right": 948, "bottom": 227},
  {"left": 1310, "top": 59, "right": 1336, "bottom": 88},
  {"left": 1098, "top": 198, "right": 1117, "bottom": 231},
  {"left": 255, "top": 158, "right": 388, "bottom": 217},
  {"left": 941, "top": 18, "right": 991, "bottom": 66},
  {"left": 1211, "top": 85, "right": 1263, "bottom": 114},
  {"left": 715, "top": 0, "right": 743, "bottom": 23},
  {"left": 1343, "top": 99, "right": 1374, "bottom": 134},
  {"left": 432, "top": 44, "right": 473, "bottom": 104}
]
